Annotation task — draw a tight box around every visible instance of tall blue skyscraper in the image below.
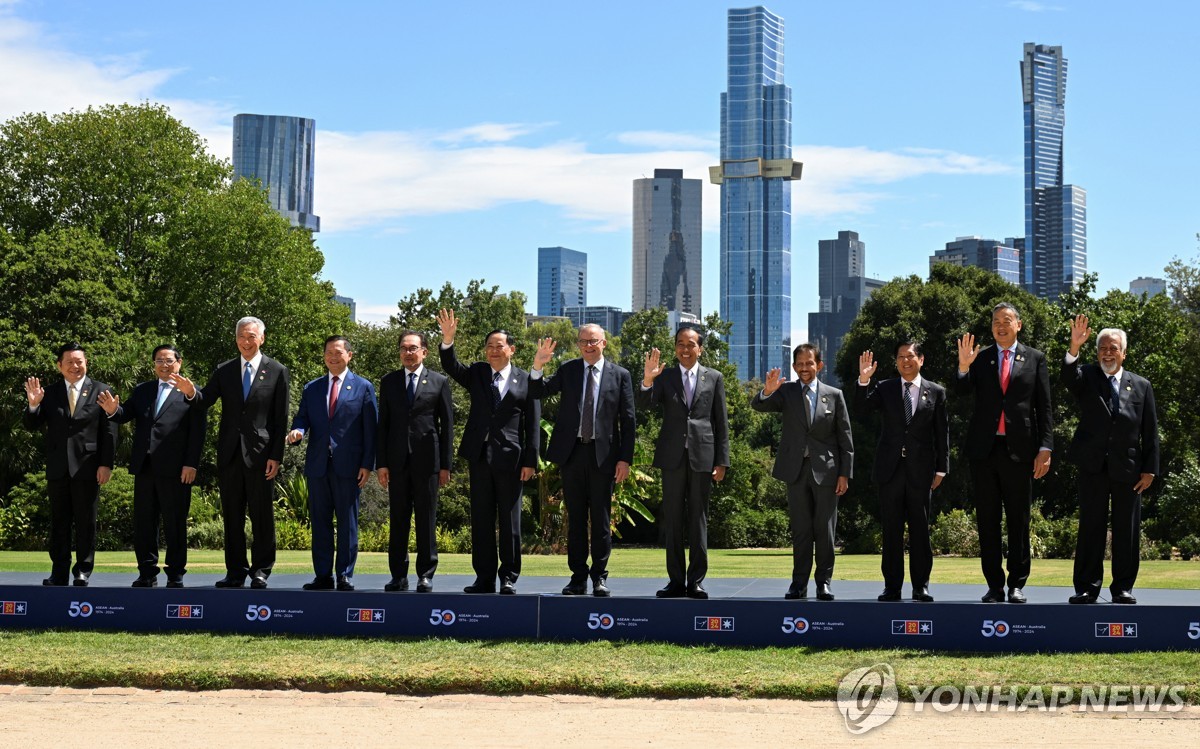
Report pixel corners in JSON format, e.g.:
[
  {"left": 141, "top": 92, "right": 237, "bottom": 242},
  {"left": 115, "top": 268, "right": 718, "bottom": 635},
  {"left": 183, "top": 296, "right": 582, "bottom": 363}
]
[
  {"left": 1021, "top": 43, "right": 1086, "bottom": 300},
  {"left": 713, "top": 6, "right": 801, "bottom": 380},
  {"left": 537, "top": 246, "right": 587, "bottom": 317},
  {"left": 232, "top": 114, "right": 320, "bottom": 232}
]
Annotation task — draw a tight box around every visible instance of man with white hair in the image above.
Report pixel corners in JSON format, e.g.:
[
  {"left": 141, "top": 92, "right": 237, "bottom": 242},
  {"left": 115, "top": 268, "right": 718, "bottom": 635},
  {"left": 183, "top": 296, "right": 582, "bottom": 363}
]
[{"left": 1062, "top": 314, "right": 1159, "bottom": 605}]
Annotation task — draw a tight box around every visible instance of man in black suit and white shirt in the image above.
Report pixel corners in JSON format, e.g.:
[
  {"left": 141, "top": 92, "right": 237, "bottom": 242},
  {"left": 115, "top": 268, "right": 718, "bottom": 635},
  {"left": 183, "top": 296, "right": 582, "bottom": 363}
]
[
  {"left": 438, "top": 309, "right": 539, "bottom": 595},
  {"left": 955, "top": 302, "right": 1053, "bottom": 604},
  {"left": 530, "top": 324, "right": 636, "bottom": 597},
  {"left": 637, "top": 325, "right": 729, "bottom": 600},
  {"left": 376, "top": 331, "right": 454, "bottom": 593},
  {"left": 854, "top": 342, "right": 948, "bottom": 602},
  {"left": 98, "top": 345, "right": 206, "bottom": 588},
  {"left": 24, "top": 343, "right": 118, "bottom": 587},
  {"left": 1062, "top": 315, "right": 1158, "bottom": 605},
  {"left": 752, "top": 343, "right": 853, "bottom": 601}
]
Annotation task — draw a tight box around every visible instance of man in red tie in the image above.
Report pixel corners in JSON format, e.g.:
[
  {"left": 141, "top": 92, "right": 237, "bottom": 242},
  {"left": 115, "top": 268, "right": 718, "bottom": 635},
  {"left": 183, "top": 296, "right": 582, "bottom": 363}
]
[{"left": 956, "top": 303, "right": 1053, "bottom": 604}]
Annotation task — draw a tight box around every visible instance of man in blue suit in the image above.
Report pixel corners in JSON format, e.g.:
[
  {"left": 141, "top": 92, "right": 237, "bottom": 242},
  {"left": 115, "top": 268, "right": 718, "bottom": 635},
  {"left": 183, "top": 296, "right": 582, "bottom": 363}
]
[{"left": 287, "top": 336, "right": 378, "bottom": 591}]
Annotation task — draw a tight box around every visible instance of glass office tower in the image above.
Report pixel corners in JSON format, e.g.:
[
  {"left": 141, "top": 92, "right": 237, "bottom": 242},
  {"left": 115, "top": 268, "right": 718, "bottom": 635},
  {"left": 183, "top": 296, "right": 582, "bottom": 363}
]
[
  {"left": 632, "top": 169, "right": 702, "bottom": 317},
  {"left": 232, "top": 114, "right": 320, "bottom": 232},
  {"left": 537, "top": 246, "right": 587, "bottom": 317}
]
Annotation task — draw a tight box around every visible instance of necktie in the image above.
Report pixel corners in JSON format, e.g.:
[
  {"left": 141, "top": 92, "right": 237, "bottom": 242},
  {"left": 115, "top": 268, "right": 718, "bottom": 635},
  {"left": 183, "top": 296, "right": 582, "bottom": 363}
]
[
  {"left": 997, "top": 350, "right": 1012, "bottom": 435},
  {"left": 581, "top": 365, "right": 596, "bottom": 440},
  {"left": 155, "top": 382, "right": 171, "bottom": 416},
  {"left": 407, "top": 372, "right": 417, "bottom": 405},
  {"left": 683, "top": 369, "right": 694, "bottom": 409},
  {"left": 328, "top": 375, "right": 340, "bottom": 419},
  {"left": 242, "top": 362, "right": 253, "bottom": 400},
  {"left": 903, "top": 381, "right": 914, "bottom": 425},
  {"left": 67, "top": 384, "right": 77, "bottom": 416},
  {"left": 1109, "top": 375, "right": 1120, "bottom": 416},
  {"left": 803, "top": 384, "right": 814, "bottom": 424},
  {"left": 491, "top": 371, "right": 502, "bottom": 409}
]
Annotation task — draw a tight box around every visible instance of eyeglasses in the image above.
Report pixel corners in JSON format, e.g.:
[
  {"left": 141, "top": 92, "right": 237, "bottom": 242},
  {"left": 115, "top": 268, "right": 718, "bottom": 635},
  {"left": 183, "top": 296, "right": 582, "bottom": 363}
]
[
  {"left": 399, "top": 346, "right": 424, "bottom": 354},
  {"left": 153, "top": 359, "right": 178, "bottom": 366},
  {"left": 577, "top": 338, "right": 603, "bottom": 347}
]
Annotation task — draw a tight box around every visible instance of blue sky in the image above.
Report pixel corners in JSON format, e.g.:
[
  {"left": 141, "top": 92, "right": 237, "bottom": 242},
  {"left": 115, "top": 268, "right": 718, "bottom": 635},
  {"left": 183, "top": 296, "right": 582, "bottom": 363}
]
[{"left": 2, "top": 0, "right": 1195, "bottom": 338}]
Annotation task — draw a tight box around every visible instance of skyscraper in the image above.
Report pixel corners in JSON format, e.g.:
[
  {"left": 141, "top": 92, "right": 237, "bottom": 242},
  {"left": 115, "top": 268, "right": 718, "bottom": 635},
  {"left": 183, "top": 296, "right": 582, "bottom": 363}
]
[
  {"left": 1021, "top": 43, "right": 1086, "bottom": 300},
  {"left": 807, "top": 231, "right": 883, "bottom": 386},
  {"left": 537, "top": 246, "right": 587, "bottom": 317},
  {"left": 929, "top": 236, "right": 1022, "bottom": 285},
  {"left": 232, "top": 114, "right": 320, "bottom": 231},
  {"left": 712, "top": 6, "right": 802, "bottom": 380},
  {"left": 632, "top": 169, "right": 702, "bottom": 317}
]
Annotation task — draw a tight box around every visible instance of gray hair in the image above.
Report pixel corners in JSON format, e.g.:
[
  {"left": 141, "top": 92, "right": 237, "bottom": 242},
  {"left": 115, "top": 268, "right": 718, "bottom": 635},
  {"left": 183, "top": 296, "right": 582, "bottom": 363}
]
[
  {"left": 579, "top": 323, "right": 606, "bottom": 339},
  {"left": 1097, "top": 328, "right": 1128, "bottom": 352},
  {"left": 235, "top": 316, "right": 265, "bottom": 336},
  {"left": 991, "top": 302, "right": 1020, "bottom": 320}
]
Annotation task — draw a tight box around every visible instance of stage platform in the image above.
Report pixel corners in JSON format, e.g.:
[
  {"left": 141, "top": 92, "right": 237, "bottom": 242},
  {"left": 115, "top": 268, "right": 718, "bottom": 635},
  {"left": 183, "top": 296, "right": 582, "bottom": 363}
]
[{"left": 1, "top": 573, "right": 1196, "bottom": 652}]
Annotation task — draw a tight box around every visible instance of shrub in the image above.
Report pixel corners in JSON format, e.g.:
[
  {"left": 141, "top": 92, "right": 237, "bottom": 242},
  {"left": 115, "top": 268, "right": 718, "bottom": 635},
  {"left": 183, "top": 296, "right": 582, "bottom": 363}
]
[
  {"left": 930, "top": 508, "right": 980, "bottom": 557},
  {"left": 0, "top": 469, "right": 136, "bottom": 551},
  {"left": 275, "top": 516, "right": 310, "bottom": 551},
  {"left": 710, "top": 508, "right": 790, "bottom": 548},
  {"left": 1151, "top": 457, "right": 1200, "bottom": 546},
  {"left": 1030, "top": 506, "right": 1077, "bottom": 559},
  {"left": 437, "top": 525, "right": 472, "bottom": 554},
  {"left": 188, "top": 519, "right": 225, "bottom": 550},
  {"left": 357, "top": 522, "right": 390, "bottom": 553}
]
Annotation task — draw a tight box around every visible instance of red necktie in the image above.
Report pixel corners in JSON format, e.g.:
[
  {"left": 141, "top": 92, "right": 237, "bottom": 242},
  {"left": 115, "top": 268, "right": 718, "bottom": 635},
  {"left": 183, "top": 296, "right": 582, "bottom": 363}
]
[
  {"left": 997, "top": 350, "right": 1011, "bottom": 435},
  {"left": 328, "top": 375, "right": 339, "bottom": 419}
]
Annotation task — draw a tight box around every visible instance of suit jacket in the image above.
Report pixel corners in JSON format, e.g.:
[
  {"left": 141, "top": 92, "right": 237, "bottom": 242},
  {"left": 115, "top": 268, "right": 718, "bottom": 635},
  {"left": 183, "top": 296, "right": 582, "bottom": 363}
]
[
  {"left": 955, "top": 342, "right": 1053, "bottom": 462},
  {"left": 440, "top": 345, "right": 540, "bottom": 472},
  {"left": 530, "top": 357, "right": 636, "bottom": 473},
  {"left": 109, "top": 380, "right": 206, "bottom": 478},
  {"left": 636, "top": 364, "right": 729, "bottom": 472},
  {"left": 853, "top": 377, "right": 948, "bottom": 485},
  {"left": 23, "top": 377, "right": 118, "bottom": 480},
  {"left": 376, "top": 367, "right": 454, "bottom": 475},
  {"left": 200, "top": 355, "right": 291, "bottom": 469},
  {"left": 1061, "top": 360, "right": 1159, "bottom": 483},
  {"left": 291, "top": 370, "right": 378, "bottom": 479},
  {"left": 751, "top": 380, "right": 854, "bottom": 485}
]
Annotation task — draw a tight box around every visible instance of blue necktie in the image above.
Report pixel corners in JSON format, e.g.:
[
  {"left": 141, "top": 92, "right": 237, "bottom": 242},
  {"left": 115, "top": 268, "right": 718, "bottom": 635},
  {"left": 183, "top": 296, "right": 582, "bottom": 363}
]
[
  {"left": 407, "top": 372, "right": 417, "bottom": 405},
  {"left": 242, "top": 362, "right": 253, "bottom": 399},
  {"left": 903, "top": 381, "right": 914, "bottom": 425},
  {"left": 1109, "top": 375, "right": 1120, "bottom": 416},
  {"left": 491, "top": 371, "right": 502, "bottom": 409},
  {"left": 155, "top": 382, "right": 171, "bottom": 416}
]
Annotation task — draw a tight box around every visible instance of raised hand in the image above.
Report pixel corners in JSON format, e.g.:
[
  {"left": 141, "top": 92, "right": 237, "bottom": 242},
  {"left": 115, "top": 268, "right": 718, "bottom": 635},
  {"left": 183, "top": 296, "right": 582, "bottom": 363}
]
[
  {"left": 643, "top": 348, "right": 664, "bottom": 386},
  {"left": 858, "top": 351, "right": 877, "bottom": 384},
  {"left": 437, "top": 308, "right": 458, "bottom": 346},
  {"left": 97, "top": 390, "right": 120, "bottom": 416},
  {"left": 956, "top": 332, "right": 981, "bottom": 373},
  {"left": 532, "top": 337, "right": 557, "bottom": 370},
  {"left": 1068, "top": 314, "right": 1092, "bottom": 356},
  {"left": 24, "top": 377, "right": 44, "bottom": 409},
  {"left": 169, "top": 373, "right": 196, "bottom": 399},
  {"left": 762, "top": 367, "right": 785, "bottom": 395}
]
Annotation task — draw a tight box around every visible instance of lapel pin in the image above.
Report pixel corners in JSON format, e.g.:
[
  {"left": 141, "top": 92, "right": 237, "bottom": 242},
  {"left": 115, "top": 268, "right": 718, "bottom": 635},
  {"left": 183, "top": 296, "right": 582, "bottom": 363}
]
[
  {"left": 1016, "top": 354, "right": 1025, "bottom": 362},
  {"left": 81, "top": 390, "right": 89, "bottom": 398},
  {"left": 422, "top": 379, "right": 428, "bottom": 385},
  {"left": 1125, "top": 385, "right": 1131, "bottom": 391},
  {"left": 989, "top": 359, "right": 996, "bottom": 366}
]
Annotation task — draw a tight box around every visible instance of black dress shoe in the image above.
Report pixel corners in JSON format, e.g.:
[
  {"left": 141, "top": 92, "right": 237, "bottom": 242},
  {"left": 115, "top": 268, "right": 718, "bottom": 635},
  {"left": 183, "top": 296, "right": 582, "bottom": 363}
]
[
  {"left": 416, "top": 577, "right": 433, "bottom": 593},
  {"left": 911, "top": 587, "right": 934, "bottom": 603},
  {"left": 499, "top": 581, "right": 517, "bottom": 595},
  {"left": 1112, "top": 590, "right": 1137, "bottom": 605},
  {"left": 463, "top": 582, "right": 495, "bottom": 594},
  {"left": 592, "top": 581, "right": 611, "bottom": 598},
  {"left": 384, "top": 577, "right": 409, "bottom": 592},
  {"left": 132, "top": 576, "right": 158, "bottom": 588},
  {"left": 303, "top": 576, "right": 335, "bottom": 591},
  {"left": 877, "top": 590, "right": 901, "bottom": 602},
  {"left": 656, "top": 583, "right": 687, "bottom": 599},
  {"left": 336, "top": 576, "right": 355, "bottom": 592},
  {"left": 43, "top": 577, "right": 68, "bottom": 586},
  {"left": 784, "top": 583, "right": 807, "bottom": 600},
  {"left": 72, "top": 574, "right": 89, "bottom": 587},
  {"left": 561, "top": 581, "right": 587, "bottom": 595},
  {"left": 166, "top": 580, "right": 184, "bottom": 589},
  {"left": 816, "top": 582, "right": 834, "bottom": 601},
  {"left": 687, "top": 583, "right": 708, "bottom": 600},
  {"left": 1069, "top": 592, "right": 1098, "bottom": 604},
  {"left": 215, "top": 576, "right": 245, "bottom": 588},
  {"left": 981, "top": 588, "right": 1005, "bottom": 603},
  {"left": 1007, "top": 587, "right": 1027, "bottom": 604},
  {"left": 250, "top": 573, "right": 269, "bottom": 590}
]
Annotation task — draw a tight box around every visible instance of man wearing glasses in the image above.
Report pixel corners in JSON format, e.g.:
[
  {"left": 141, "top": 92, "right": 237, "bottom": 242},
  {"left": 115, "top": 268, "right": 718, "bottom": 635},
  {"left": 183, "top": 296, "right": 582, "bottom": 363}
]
[
  {"left": 98, "top": 346, "right": 206, "bottom": 588},
  {"left": 530, "top": 324, "right": 636, "bottom": 597}
]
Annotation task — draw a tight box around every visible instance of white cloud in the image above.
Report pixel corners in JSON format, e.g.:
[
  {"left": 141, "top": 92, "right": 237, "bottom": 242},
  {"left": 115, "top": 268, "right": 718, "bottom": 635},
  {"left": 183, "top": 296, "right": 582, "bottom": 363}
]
[
  {"left": 615, "top": 130, "right": 719, "bottom": 150},
  {"left": 434, "top": 122, "right": 550, "bottom": 145}
]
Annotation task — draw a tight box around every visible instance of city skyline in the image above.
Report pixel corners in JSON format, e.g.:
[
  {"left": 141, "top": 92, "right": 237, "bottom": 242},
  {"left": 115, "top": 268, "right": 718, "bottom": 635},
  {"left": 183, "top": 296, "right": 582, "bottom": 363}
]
[{"left": 0, "top": 1, "right": 1194, "bottom": 342}]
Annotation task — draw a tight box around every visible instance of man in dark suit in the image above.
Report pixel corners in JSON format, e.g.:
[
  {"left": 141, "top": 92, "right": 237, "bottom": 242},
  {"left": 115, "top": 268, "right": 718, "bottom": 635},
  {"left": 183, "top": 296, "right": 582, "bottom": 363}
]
[
  {"left": 376, "top": 331, "right": 453, "bottom": 593},
  {"left": 23, "top": 343, "right": 118, "bottom": 587},
  {"left": 530, "top": 324, "right": 636, "bottom": 597},
  {"left": 637, "top": 325, "right": 729, "bottom": 600},
  {"left": 176, "top": 316, "right": 290, "bottom": 589},
  {"left": 752, "top": 343, "right": 853, "bottom": 601},
  {"left": 97, "top": 345, "right": 206, "bottom": 588},
  {"left": 437, "top": 309, "right": 539, "bottom": 595},
  {"left": 955, "top": 302, "right": 1053, "bottom": 604},
  {"left": 854, "top": 342, "right": 948, "bottom": 602},
  {"left": 287, "top": 336, "right": 377, "bottom": 592},
  {"left": 1062, "top": 315, "right": 1158, "bottom": 605}
]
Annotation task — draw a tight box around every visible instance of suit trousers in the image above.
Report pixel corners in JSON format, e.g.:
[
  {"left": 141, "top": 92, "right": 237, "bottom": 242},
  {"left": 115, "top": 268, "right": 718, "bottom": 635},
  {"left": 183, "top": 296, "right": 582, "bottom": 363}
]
[
  {"left": 467, "top": 458, "right": 524, "bottom": 586},
  {"left": 133, "top": 468, "right": 193, "bottom": 580},
  {"left": 660, "top": 452, "right": 711, "bottom": 587},
  {"left": 218, "top": 462, "right": 276, "bottom": 579},
  {"left": 562, "top": 440, "right": 614, "bottom": 583},
  {"left": 1074, "top": 470, "right": 1141, "bottom": 595},
  {"left": 47, "top": 476, "right": 99, "bottom": 580},
  {"left": 388, "top": 466, "right": 440, "bottom": 580},
  {"left": 878, "top": 467, "right": 933, "bottom": 592},
  {"left": 309, "top": 456, "right": 361, "bottom": 579},
  {"left": 786, "top": 458, "right": 839, "bottom": 586},
  {"left": 972, "top": 437, "right": 1032, "bottom": 591}
]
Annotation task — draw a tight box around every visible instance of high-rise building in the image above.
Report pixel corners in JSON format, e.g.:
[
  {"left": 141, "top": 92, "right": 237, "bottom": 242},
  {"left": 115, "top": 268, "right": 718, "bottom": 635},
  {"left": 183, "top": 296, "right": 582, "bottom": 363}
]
[
  {"left": 1129, "top": 277, "right": 1167, "bottom": 298},
  {"left": 232, "top": 114, "right": 320, "bottom": 231},
  {"left": 537, "top": 246, "right": 587, "bottom": 317},
  {"left": 930, "top": 236, "right": 1022, "bottom": 285},
  {"left": 807, "top": 231, "right": 884, "bottom": 386},
  {"left": 712, "top": 6, "right": 802, "bottom": 380},
  {"left": 565, "top": 305, "right": 628, "bottom": 336},
  {"left": 333, "top": 294, "right": 357, "bottom": 322},
  {"left": 632, "top": 169, "right": 702, "bottom": 317},
  {"left": 1021, "top": 43, "right": 1086, "bottom": 300}
]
